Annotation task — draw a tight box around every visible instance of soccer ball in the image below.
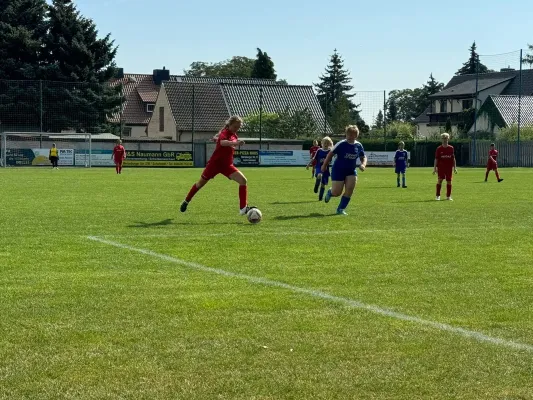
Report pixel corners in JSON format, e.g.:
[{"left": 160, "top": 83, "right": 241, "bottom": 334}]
[{"left": 247, "top": 208, "right": 262, "bottom": 224}]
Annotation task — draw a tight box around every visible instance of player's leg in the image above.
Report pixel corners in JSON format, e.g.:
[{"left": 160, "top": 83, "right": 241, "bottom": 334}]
[
  {"left": 396, "top": 170, "right": 401, "bottom": 187},
  {"left": 436, "top": 177, "right": 443, "bottom": 200},
  {"left": 446, "top": 171, "right": 453, "bottom": 200},
  {"left": 324, "top": 180, "right": 344, "bottom": 203},
  {"left": 319, "top": 172, "right": 329, "bottom": 201},
  {"left": 484, "top": 166, "right": 490, "bottom": 182},
  {"left": 402, "top": 171, "right": 407, "bottom": 188},
  {"left": 314, "top": 170, "right": 321, "bottom": 193},
  {"left": 495, "top": 167, "right": 503, "bottom": 182},
  {"left": 337, "top": 175, "right": 356, "bottom": 215},
  {"left": 119, "top": 161, "right": 123, "bottom": 174},
  {"left": 181, "top": 173, "right": 210, "bottom": 212},
  {"left": 228, "top": 168, "right": 251, "bottom": 215}
]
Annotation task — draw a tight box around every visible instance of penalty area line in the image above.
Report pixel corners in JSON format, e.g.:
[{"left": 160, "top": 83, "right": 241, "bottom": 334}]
[{"left": 86, "top": 235, "right": 533, "bottom": 353}]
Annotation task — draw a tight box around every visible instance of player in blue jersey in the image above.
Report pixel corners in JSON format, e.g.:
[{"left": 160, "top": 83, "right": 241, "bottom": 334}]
[
  {"left": 394, "top": 141, "right": 408, "bottom": 188},
  {"left": 306, "top": 136, "right": 333, "bottom": 201},
  {"left": 321, "top": 125, "right": 367, "bottom": 215}
]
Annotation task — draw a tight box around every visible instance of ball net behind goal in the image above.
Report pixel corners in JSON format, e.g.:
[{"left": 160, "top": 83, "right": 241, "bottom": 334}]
[{"left": 1, "top": 132, "right": 92, "bottom": 167}]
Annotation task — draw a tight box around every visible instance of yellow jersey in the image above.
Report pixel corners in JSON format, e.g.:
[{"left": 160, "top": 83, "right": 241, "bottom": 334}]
[{"left": 50, "top": 148, "right": 58, "bottom": 157}]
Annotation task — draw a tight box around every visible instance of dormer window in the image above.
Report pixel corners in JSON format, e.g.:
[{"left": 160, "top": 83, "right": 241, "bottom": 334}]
[{"left": 146, "top": 103, "right": 155, "bottom": 113}]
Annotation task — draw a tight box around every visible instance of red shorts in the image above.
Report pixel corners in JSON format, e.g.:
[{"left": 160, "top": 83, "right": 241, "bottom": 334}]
[
  {"left": 487, "top": 162, "right": 497, "bottom": 171},
  {"left": 114, "top": 159, "right": 123, "bottom": 165},
  {"left": 438, "top": 168, "right": 454, "bottom": 181},
  {"left": 201, "top": 162, "right": 239, "bottom": 180},
  {"left": 311, "top": 159, "right": 317, "bottom": 166}
]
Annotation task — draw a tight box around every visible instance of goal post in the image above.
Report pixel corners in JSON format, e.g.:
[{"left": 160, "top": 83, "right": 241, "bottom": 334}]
[{"left": 1, "top": 132, "right": 92, "bottom": 168}]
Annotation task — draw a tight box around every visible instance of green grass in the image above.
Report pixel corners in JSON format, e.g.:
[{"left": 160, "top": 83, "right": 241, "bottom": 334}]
[{"left": 1, "top": 166, "right": 532, "bottom": 400}]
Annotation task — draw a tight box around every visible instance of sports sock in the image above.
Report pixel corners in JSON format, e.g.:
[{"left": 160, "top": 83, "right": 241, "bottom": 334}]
[
  {"left": 446, "top": 183, "right": 452, "bottom": 198},
  {"left": 314, "top": 178, "right": 320, "bottom": 193},
  {"left": 436, "top": 183, "right": 442, "bottom": 196},
  {"left": 485, "top": 170, "right": 489, "bottom": 181},
  {"left": 338, "top": 195, "right": 351, "bottom": 210},
  {"left": 397, "top": 175, "right": 400, "bottom": 186},
  {"left": 185, "top": 184, "right": 200, "bottom": 202},
  {"left": 115, "top": 165, "right": 119, "bottom": 174},
  {"left": 239, "top": 185, "right": 248, "bottom": 209},
  {"left": 319, "top": 186, "right": 325, "bottom": 201},
  {"left": 402, "top": 174, "right": 406, "bottom": 186}
]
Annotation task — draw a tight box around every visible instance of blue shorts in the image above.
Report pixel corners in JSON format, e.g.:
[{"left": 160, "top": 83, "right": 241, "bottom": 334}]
[
  {"left": 331, "top": 167, "right": 357, "bottom": 182},
  {"left": 395, "top": 166, "right": 406, "bottom": 174},
  {"left": 315, "top": 168, "right": 330, "bottom": 185}
]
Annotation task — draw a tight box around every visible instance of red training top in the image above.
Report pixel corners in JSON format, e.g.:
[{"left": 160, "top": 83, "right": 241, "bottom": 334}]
[
  {"left": 209, "top": 128, "right": 238, "bottom": 165},
  {"left": 488, "top": 149, "right": 498, "bottom": 164},
  {"left": 435, "top": 145, "right": 455, "bottom": 169},
  {"left": 310, "top": 145, "right": 320, "bottom": 159},
  {"left": 113, "top": 145, "right": 126, "bottom": 161}
]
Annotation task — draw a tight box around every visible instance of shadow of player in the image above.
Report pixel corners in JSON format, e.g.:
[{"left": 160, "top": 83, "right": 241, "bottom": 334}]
[
  {"left": 128, "top": 219, "right": 175, "bottom": 228},
  {"left": 274, "top": 213, "right": 335, "bottom": 221}
]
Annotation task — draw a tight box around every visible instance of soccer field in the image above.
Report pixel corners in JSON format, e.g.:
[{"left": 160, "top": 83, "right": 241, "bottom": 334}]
[{"left": 1, "top": 167, "right": 532, "bottom": 399}]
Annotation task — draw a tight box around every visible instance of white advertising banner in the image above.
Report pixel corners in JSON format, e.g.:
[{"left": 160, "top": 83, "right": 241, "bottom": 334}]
[
  {"left": 365, "top": 151, "right": 410, "bottom": 166},
  {"left": 259, "top": 150, "right": 310, "bottom": 166}
]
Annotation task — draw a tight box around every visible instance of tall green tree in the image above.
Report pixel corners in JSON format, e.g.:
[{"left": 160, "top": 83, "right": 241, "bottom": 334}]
[
  {"left": 386, "top": 96, "right": 398, "bottom": 123},
  {"left": 456, "top": 42, "right": 490, "bottom": 75},
  {"left": 184, "top": 57, "right": 255, "bottom": 78},
  {"left": 374, "top": 110, "right": 384, "bottom": 129},
  {"left": 423, "top": 73, "right": 444, "bottom": 97},
  {"left": 40, "top": 0, "right": 121, "bottom": 132},
  {"left": 251, "top": 48, "right": 277, "bottom": 80},
  {"left": 315, "top": 49, "right": 364, "bottom": 131},
  {"left": 522, "top": 44, "right": 533, "bottom": 68}
]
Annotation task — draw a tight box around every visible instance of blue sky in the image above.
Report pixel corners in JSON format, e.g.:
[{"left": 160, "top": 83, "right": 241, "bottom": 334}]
[{"left": 74, "top": 0, "right": 531, "bottom": 121}]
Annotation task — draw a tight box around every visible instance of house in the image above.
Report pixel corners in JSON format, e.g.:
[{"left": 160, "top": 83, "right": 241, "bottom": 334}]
[
  {"left": 415, "top": 69, "right": 533, "bottom": 138},
  {"left": 473, "top": 95, "right": 533, "bottom": 134},
  {"left": 147, "top": 80, "right": 330, "bottom": 141},
  {"left": 109, "top": 70, "right": 282, "bottom": 138}
]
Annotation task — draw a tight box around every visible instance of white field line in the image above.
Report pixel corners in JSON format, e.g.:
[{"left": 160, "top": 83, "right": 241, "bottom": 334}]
[
  {"left": 101, "top": 225, "right": 531, "bottom": 239},
  {"left": 87, "top": 235, "right": 533, "bottom": 353}
]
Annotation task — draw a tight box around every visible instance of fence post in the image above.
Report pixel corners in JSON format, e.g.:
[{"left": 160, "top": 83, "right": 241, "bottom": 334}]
[
  {"left": 40, "top": 80, "right": 43, "bottom": 148},
  {"left": 518, "top": 49, "right": 523, "bottom": 168},
  {"left": 383, "top": 90, "right": 387, "bottom": 151},
  {"left": 472, "top": 61, "right": 480, "bottom": 166},
  {"left": 192, "top": 85, "right": 195, "bottom": 163},
  {"left": 259, "top": 86, "right": 263, "bottom": 149}
]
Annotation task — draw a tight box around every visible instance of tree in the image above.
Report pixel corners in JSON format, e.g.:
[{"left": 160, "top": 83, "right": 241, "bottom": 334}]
[
  {"left": 39, "top": 0, "right": 121, "bottom": 132},
  {"left": 374, "top": 110, "right": 384, "bottom": 129},
  {"left": 184, "top": 57, "right": 255, "bottom": 78},
  {"left": 242, "top": 108, "right": 318, "bottom": 139},
  {"left": 445, "top": 117, "right": 452, "bottom": 133},
  {"left": 329, "top": 95, "right": 353, "bottom": 135},
  {"left": 314, "top": 49, "right": 364, "bottom": 126},
  {"left": 456, "top": 42, "right": 490, "bottom": 75},
  {"left": 522, "top": 44, "right": 533, "bottom": 69},
  {"left": 251, "top": 48, "right": 277, "bottom": 80},
  {"left": 423, "top": 73, "right": 444, "bottom": 97},
  {"left": 386, "top": 96, "right": 398, "bottom": 123}
]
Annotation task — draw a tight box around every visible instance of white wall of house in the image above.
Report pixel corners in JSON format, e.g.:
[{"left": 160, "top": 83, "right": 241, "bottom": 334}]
[
  {"left": 469, "top": 113, "right": 503, "bottom": 135},
  {"left": 147, "top": 87, "right": 177, "bottom": 140},
  {"left": 417, "top": 123, "right": 458, "bottom": 138},
  {"left": 127, "top": 126, "right": 148, "bottom": 138}
]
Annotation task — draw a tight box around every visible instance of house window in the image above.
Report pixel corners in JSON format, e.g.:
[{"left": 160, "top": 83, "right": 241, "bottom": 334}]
[
  {"left": 159, "top": 107, "right": 164, "bottom": 132},
  {"left": 462, "top": 100, "right": 473, "bottom": 110},
  {"left": 122, "top": 127, "right": 132, "bottom": 137},
  {"left": 146, "top": 103, "right": 155, "bottom": 113},
  {"left": 440, "top": 100, "right": 447, "bottom": 113}
]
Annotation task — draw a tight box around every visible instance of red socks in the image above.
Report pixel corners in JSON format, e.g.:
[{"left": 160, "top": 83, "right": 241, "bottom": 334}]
[
  {"left": 186, "top": 184, "right": 200, "bottom": 202},
  {"left": 495, "top": 170, "right": 500, "bottom": 180},
  {"left": 115, "top": 165, "right": 119, "bottom": 174},
  {"left": 446, "top": 183, "right": 452, "bottom": 198},
  {"left": 436, "top": 183, "right": 442, "bottom": 197},
  {"left": 485, "top": 170, "right": 489, "bottom": 181},
  {"left": 239, "top": 185, "right": 248, "bottom": 209}
]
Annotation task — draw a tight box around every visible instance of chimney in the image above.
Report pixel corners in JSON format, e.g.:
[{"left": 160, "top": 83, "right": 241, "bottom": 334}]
[{"left": 153, "top": 66, "right": 170, "bottom": 85}]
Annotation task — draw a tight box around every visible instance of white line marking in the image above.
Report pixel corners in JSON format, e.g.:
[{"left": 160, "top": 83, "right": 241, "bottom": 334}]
[
  {"left": 97, "top": 225, "right": 531, "bottom": 239},
  {"left": 87, "top": 236, "right": 533, "bottom": 353}
]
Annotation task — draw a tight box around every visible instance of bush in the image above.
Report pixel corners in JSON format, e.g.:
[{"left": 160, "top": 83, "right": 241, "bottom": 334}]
[{"left": 498, "top": 124, "right": 533, "bottom": 141}]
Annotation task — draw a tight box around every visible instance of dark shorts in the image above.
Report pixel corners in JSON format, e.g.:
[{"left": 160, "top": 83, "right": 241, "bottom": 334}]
[
  {"left": 331, "top": 167, "right": 357, "bottom": 182},
  {"left": 487, "top": 162, "right": 498, "bottom": 171},
  {"left": 395, "top": 166, "right": 406, "bottom": 174},
  {"left": 315, "top": 168, "right": 330, "bottom": 185},
  {"left": 202, "top": 162, "right": 239, "bottom": 181},
  {"left": 438, "top": 169, "right": 454, "bottom": 181},
  {"left": 50, "top": 156, "right": 58, "bottom": 163}
]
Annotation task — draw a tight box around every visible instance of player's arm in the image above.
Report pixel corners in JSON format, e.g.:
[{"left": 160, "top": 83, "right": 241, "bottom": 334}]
[
  {"left": 111, "top": 147, "right": 115, "bottom": 159},
  {"left": 359, "top": 155, "right": 367, "bottom": 171},
  {"left": 123, "top": 149, "right": 127, "bottom": 159},
  {"left": 433, "top": 156, "right": 438, "bottom": 174},
  {"left": 219, "top": 139, "right": 243, "bottom": 147},
  {"left": 453, "top": 154, "right": 457, "bottom": 173},
  {"left": 307, "top": 152, "right": 318, "bottom": 169},
  {"left": 321, "top": 151, "right": 334, "bottom": 172}
]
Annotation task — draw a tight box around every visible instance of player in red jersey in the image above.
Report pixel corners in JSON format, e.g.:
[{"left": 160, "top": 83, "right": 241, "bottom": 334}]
[
  {"left": 112, "top": 139, "right": 126, "bottom": 174},
  {"left": 180, "top": 116, "right": 254, "bottom": 216},
  {"left": 433, "top": 133, "right": 457, "bottom": 201},
  {"left": 309, "top": 140, "right": 320, "bottom": 178},
  {"left": 485, "top": 143, "right": 503, "bottom": 183}
]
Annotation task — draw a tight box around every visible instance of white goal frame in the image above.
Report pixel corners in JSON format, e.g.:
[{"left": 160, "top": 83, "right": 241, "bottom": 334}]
[{"left": 1, "top": 132, "right": 92, "bottom": 168}]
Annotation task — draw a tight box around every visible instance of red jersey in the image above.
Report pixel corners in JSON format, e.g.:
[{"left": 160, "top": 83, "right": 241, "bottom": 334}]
[
  {"left": 209, "top": 128, "right": 238, "bottom": 165},
  {"left": 113, "top": 145, "right": 126, "bottom": 161},
  {"left": 435, "top": 145, "right": 455, "bottom": 169},
  {"left": 310, "top": 146, "right": 320, "bottom": 159},
  {"left": 488, "top": 149, "right": 498, "bottom": 163}
]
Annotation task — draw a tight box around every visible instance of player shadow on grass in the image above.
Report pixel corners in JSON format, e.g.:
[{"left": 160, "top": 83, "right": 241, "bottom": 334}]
[
  {"left": 274, "top": 212, "right": 336, "bottom": 221},
  {"left": 270, "top": 200, "right": 317, "bottom": 205},
  {"left": 391, "top": 199, "right": 438, "bottom": 203},
  {"left": 128, "top": 219, "right": 175, "bottom": 228}
]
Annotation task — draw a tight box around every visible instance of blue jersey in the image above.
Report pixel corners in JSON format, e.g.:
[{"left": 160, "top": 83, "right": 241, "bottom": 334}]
[
  {"left": 314, "top": 148, "right": 330, "bottom": 170},
  {"left": 332, "top": 140, "right": 365, "bottom": 171},
  {"left": 394, "top": 150, "right": 408, "bottom": 169}
]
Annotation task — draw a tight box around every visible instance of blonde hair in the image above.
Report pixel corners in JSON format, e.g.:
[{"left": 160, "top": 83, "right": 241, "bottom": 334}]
[
  {"left": 398, "top": 141, "right": 405, "bottom": 147},
  {"left": 345, "top": 125, "right": 359, "bottom": 135},
  {"left": 322, "top": 136, "right": 333, "bottom": 149},
  {"left": 225, "top": 115, "right": 243, "bottom": 129},
  {"left": 441, "top": 133, "right": 450, "bottom": 140}
]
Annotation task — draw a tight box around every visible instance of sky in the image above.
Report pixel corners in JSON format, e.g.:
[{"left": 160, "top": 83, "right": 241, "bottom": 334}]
[{"left": 74, "top": 0, "right": 532, "bottom": 122}]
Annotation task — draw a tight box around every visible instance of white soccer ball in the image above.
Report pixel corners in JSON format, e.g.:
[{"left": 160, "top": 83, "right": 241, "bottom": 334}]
[{"left": 247, "top": 208, "right": 262, "bottom": 224}]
